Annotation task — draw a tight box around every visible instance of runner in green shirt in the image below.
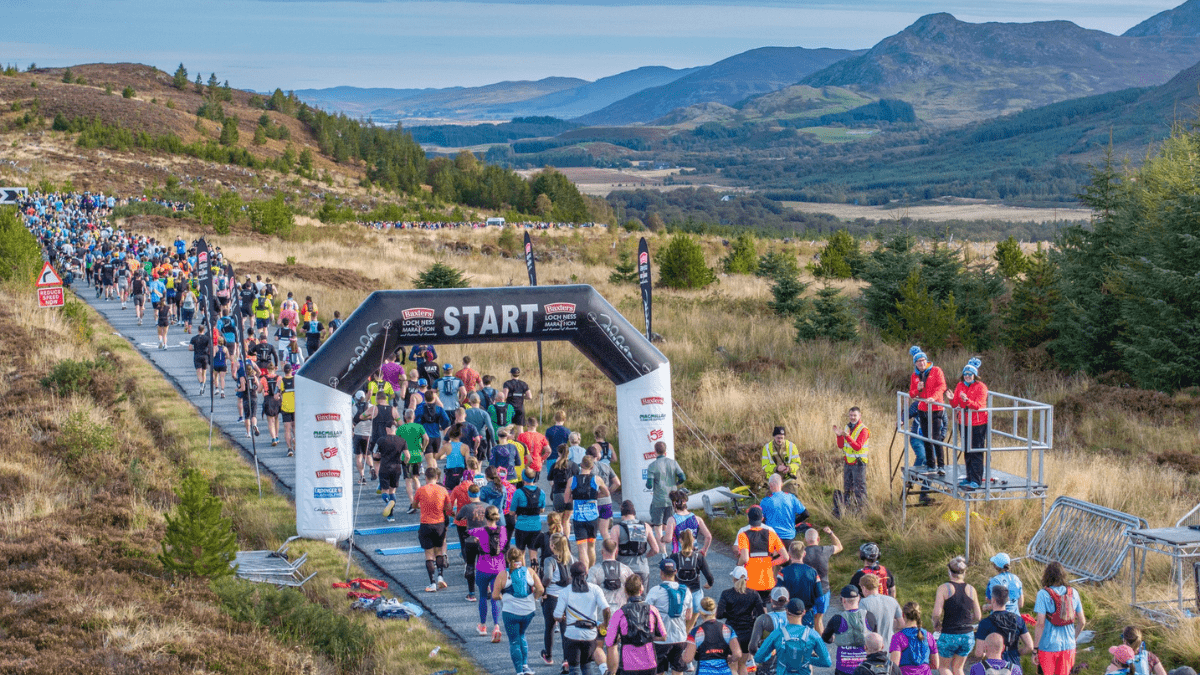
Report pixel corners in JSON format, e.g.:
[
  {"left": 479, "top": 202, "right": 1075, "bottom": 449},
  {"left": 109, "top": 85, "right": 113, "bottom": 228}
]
[{"left": 397, "top": 409, "right": 430, "bottom": 512}]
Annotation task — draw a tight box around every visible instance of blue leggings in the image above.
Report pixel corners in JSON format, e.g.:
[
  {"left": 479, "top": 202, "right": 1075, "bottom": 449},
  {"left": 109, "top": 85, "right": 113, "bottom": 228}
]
[
  {"left": 503, "top": 610, "right": 535, "bottom": 672},
  {"left": 476, "top": 570, "right": 501, "bottom": 624}
]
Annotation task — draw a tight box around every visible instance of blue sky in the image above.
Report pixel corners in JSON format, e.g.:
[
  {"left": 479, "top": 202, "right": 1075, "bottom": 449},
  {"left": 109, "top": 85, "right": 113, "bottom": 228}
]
[{"left": 0, "top": 0, "right": 1184, "bottom": 90}]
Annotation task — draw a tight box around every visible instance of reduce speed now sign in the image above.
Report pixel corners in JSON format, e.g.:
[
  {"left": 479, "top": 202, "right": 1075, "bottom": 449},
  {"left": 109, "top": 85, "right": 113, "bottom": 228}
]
[{"left": 38, "top": 286, "right": 64, "bottom": 307}]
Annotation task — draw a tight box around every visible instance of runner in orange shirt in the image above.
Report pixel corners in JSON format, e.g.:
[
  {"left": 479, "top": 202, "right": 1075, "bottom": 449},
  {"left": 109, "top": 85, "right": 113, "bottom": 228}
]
[
  {"left": 455, "top": 355, "right": 482, "bottom": 393},
  {"left": 736, "top": 506, "right": 788, "bottom": 601},
  {"left": 518, "top": 418, "right": 551, "bottom": 475},
  {"left": 415, "top": 467, "right": 454, "bottom": 593}
]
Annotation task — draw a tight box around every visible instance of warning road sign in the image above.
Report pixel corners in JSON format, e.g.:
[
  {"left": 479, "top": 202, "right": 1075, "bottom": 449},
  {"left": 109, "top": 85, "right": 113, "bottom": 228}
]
[
  {"left": 37, "top": 262, "right": 62, "bottom": 288},
  {"left": 38, "top": 287, "right": 64, "bottom": 308}
]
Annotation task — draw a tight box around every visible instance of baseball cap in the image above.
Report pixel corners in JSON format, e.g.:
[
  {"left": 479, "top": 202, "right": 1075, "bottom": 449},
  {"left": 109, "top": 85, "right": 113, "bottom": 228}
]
[
  {"left": 990, "top": 552, "right": 1011, "bottom": 568},
  {"left": 786, "top": 598, "right": 806, "bottom": 616},
  {"left": 747, "top": 505, "right": 763, "bottom": 524},
  {"left": 1109, "top": 646, "right": 1135, "bottom": 665},
  {"left": 510, "top": 366, "right": 521, "bottom": 375},
  {"left": 730, "top": 566, "right": 748, "bottom": 580},
  {"left": 659, "top": 558, "right": 677, "bottom": 572},
  {"left": 443, "top": 363, "right": 452, "bottom": 370},
  {"left": 840, "top": 585, "right": 861, "bottom": 599},
  {"left": 354, "top": 391, "right": 366, "bottom": 401},
  {"left": 770, "top": 587, "right": 790, "bottom": 603},
  {"left": 418, "top": 378, "right": 427, "bottom": 386}
]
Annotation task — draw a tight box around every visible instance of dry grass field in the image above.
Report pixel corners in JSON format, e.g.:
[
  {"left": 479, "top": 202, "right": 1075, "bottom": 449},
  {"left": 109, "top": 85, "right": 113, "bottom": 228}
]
[{"left": 115, "top": 213, "right": 1200, "bottom": 666}]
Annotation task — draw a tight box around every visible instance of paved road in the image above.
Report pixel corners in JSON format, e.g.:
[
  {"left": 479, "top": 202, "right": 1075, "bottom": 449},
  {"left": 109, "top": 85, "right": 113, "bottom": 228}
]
[{"left": 78, "top": 287, "right": 774, "bottom": 675}]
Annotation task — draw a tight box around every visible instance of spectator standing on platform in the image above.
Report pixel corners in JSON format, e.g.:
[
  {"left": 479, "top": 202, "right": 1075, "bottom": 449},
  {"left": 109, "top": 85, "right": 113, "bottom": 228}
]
[
  {"left": 833, "top": 407, "right": 870, "bottom": 514},
  {"left": 1033, "top": 562, "right": 1085, "bottom": 675},
  {"left": 908, "top": 347, "right": 947, "bottom": 475},
  {"left": 761, "top": 426, "right": 801, "bottom": 482},
  {"left": 761, "top": 474, "right": 808, "bottom": 550},
  {"left": 946, "top": 358, "right": 989, "bottom": 490},
  {"left": 931, "top": 556, "right": 981, "bottom": 675}
]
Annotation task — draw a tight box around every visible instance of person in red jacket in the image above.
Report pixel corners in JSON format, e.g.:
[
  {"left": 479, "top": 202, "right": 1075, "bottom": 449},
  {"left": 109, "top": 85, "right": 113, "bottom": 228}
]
[
  {"left": 908, "top": 346, "right": 948, "bottom": 475},
  {"left": 947, "top": 358, "right": 989, "bottom": 489}
]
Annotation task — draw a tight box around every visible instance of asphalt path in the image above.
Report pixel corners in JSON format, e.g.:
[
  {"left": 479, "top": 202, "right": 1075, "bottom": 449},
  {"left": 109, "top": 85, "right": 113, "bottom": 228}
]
[{"left": 77, "top": 285, "right": 786, "bottom": 675}]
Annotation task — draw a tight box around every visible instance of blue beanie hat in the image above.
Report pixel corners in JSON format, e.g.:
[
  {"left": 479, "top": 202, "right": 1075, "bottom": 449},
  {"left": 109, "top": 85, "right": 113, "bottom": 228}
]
[
  {"left": 910, "top": 345, "right": 928, "bottom": 370},
  {"left": 963, "top": 357, "right": 981, "bottom": 377}
]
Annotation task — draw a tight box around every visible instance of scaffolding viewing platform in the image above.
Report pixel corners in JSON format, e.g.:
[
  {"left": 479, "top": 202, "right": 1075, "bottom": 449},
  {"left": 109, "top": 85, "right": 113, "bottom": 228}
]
[{"left": 894, "top": 390, "right": 1053, "bottom": 559}]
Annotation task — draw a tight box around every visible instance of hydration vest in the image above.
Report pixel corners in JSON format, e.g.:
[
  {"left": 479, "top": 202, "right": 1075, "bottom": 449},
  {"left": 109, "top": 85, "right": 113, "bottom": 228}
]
[
  {"left": 618, "top": 521, "right": 649, "bottom": 557},
  {"left": 515, "top": 485, "right": 542, "bottom": 517},
  {"left": 746, "top": 527, "right": 771, "bottom": 558},
  {"left": 695, "top": 620, "right": 732, "bottom": 661}
]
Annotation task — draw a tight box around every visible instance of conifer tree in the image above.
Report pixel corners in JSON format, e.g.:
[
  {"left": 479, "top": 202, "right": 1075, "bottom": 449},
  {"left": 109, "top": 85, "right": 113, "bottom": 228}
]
[
  {"left": 722, "top": 232, "right": 757, "bottom": 274},
  {"left": 414, "top": 261, "right": 471, "bottom": 289},
  {"left": 172, "top": 63, "right": 188, "bottom": 90},
  {"left": 993, "top": 236, "right": 1028, "bottom": 279},
  {"left": 810, "top": 229, "right": 863, "bottom": 279},
  {"left": 883, "top": 271, "right": 970, "bottom": 349},
  {"left": 1002, "top": 247, "right": 1059, "bottom": 352},
  {"left": 158, "top": 472, "right": 237, "bottom": 579},
  {"left": 796, "top": 286, "right": 858, "bottom": 342},
  {"left": 768, "top": 270, "right": 809, "bottom": 317},
  {"left": 655, "top": 233, "right": 716, "bottom": 289},
  {"left": 609, "top": 251, "right": 639, "bottom": 284}
]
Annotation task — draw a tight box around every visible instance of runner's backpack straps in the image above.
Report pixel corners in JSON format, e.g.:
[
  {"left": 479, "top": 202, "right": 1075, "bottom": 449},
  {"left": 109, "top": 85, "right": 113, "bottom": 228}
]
[
  {"left": 861, "top": 564, "right": 891, "bottom": 596},
  {"left": 618, "top": 521, "right": 649, "bottom": 557},
  {"left": 833, "top": 610, "right": 866, "bottom": 647},
  {"left": 982, "top": 663, "right": 1013, "bottom": 675},
  {"left": 676, "top": 553, "right": 700, "bottom": 584},
  {"left": 1045, "top": 586, "right": 1076, "bottom": 627},
  {"left": 421, "top": 403, "right": 440, "bottom": 425},
  {"left": 664, "top": 583, "right": 687, "bottom": 618},
  {"left": 898, "top": 627, "right": 930, "bottom": 667},
  {"left": 778, "top": 626, "right": 817, "bottom": 674},
  {"left": 516, "top": 485, "right": 542, "bottom": 516},
  {"left": 602, "top": 560, "right": 623, "bottom": 592},
  {"left": 620, "top": 600, "right": 655, "bottom": 647},
  {"left": 504, "top": 567, "right": 532, "bottom": 599}
]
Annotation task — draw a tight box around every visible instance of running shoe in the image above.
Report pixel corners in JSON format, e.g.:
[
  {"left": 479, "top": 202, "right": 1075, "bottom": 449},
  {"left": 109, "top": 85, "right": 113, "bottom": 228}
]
[
  {"left": 406, "top": 504, "right": 417, "bottom": 515},
  {"left": 437, "top": 575, "right": 447, "bottom": 590},
  {"left": 137, "top": 319, "right": 142, "bottom": 326},
  {"left": 360, "top": 474, "right": 367, "bottom": 485},
  {"left": 370, "top": 468, "right": 377, "bottom": 480},
  {"left": 522, "top": 667, "right": 535, "bottom": 675},
  {"left": 287, "top": 450, "right": 294, "bottom": 457},
  {"left": 271, "top": 438, "right": 278, "bottom": 447},
  {"left": 541, "top": 651, "right": 553, "bottom": 665},
  {"left": 219, "top": 390, "right": 225, "bottom": 398},
  {"left": 383, "top": 500, "right": 395, "bottom": 518},
  {"left": 386, "top": 516, "right": 395, "bottom": 523},
  {"left": 492, "top": 626, "right": 502, "bottom": 643},
  {"left": 477, "top": 624, "right": 488, "bottom": 636},
  {"left": 561, "top": 662, "right": 569, "bottom": 674},
  {"left": 466, "top": 593, "right": 477, "bottom": 602},
  {"left": 426, "top": 583, "right": 438, "bottom": 593},
  {"left": 253, "top": 426, "right": 260, "bottom": 437}
]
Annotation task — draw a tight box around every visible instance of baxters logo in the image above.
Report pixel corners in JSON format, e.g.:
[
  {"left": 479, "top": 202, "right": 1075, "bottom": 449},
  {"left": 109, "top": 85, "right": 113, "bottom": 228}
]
[
  {"left": 648, "top": 429, "right": 664, "bottom": 442},
  {"left": 641, "top": 397, "right": 663, "bottom": 406},
  {"left": 639, "top": 252, "right": 649, "bottom": 264},
  {"left": 315, "top": 413, "right": 341, "bottom": 422},
  {"left": 525, "top": 242, "right": 532, "bottom": 253},
  {"left": 544, "top": 303, "right": 576, "bottom": 315},
  {"left": 321, "top": 447, "right": 339, "bottom": 460},
  {"left": 402, "top": 308, "right": 435, "bottom": 320},
  {"left": 198, "top": 251, "right": 208, "bottom": 266},
  {"left": 316, "top": 469, "right": 341, "bottom": 478},
  {"left": 314, "top": 507, "right": 338, "bottom": 515}
]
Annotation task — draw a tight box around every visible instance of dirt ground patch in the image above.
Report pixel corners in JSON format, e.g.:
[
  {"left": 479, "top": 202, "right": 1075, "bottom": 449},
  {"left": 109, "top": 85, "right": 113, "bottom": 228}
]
[
  {"left": 241, "top": 260, "right": 381, "bottom": 291},
  {"left": 782, "top": 199, "right": 1092, "bottom": 224}
]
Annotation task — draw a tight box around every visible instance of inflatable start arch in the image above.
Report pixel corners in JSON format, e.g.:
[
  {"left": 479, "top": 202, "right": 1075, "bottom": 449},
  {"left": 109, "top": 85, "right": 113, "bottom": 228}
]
[{"left": 295, "top": 285, "right": 673, "bottom": 540}]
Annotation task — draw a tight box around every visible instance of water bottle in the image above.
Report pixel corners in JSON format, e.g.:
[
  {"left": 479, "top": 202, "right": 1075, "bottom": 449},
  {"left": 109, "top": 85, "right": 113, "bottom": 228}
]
[{"left": 429, "top": 646, "right": 440, "bottom": 658}]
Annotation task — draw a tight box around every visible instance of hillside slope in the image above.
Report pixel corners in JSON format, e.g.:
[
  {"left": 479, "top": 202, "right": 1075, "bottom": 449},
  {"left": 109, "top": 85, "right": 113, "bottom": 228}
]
[
  {"left": 1125, "top": 0, "right": 1200, "bottom": 36},
  {"left": 801, "top": 12, "right": 1200, "bottom": 125},
  {"left": 575, "top": 46, "right": 864, "bottom": 126}
]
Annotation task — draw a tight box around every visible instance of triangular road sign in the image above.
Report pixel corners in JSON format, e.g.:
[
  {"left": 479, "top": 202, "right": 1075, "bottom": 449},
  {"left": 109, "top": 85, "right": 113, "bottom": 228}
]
[{"left": 37, "top": 262, "right": 63, "bottom": 287}]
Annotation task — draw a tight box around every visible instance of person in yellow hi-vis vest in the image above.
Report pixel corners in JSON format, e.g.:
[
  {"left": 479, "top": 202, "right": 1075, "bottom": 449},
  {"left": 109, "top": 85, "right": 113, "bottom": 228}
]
[
  {"left": 833, "top": 407, "right": 869, "bottom": 514},
  {"left": 761, "top": 426, "right": 801, "bottom": 480}
]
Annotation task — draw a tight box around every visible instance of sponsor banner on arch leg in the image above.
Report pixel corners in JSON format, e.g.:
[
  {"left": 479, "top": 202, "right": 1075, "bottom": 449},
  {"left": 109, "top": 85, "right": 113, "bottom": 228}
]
[
  {"left": 615, "top": 364, "right": 674, "bottom": 520},
  {"left": 296, "top": 377, "right": 354, "bottom": 540}
]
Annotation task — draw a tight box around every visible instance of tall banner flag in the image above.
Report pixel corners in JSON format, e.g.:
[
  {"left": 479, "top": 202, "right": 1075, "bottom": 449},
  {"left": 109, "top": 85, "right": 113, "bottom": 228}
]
[
  {"left": 638, "top": 237, "right": 652, "bottom": 340},
  {"left": 524, "top": 231, "right": 545, "bottom": 421}
]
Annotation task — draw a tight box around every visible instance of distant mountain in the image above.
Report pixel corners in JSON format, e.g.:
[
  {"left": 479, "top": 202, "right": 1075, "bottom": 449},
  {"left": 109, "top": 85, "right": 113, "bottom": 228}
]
[
  {"left": 293, "top": 67, "right": 698, "bottom": 123},
  {"left": 574, "top": 46, "right": 864, "bottom": 126},
  {"left": 800, "top": 12, "right": 1200, "bottom": 125},
  {"left": 1125, "top": 0, "right": 1200, "bottom": 36}
]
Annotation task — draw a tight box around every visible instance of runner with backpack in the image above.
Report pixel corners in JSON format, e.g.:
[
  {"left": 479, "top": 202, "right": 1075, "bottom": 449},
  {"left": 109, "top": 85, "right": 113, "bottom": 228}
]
[
  {"left": 589, "top": 539, "right": 634, "bottom": 608},
  {"left": 753, "top": 598, "right": 832, "bottom": 675},
  {"left": 471, "top": 505, "right": 509, "bottom": 643},
  {"left": 494, "top": 546, "right": 546, "bottom": 675},
  {"left": 931, "top": 556, "right": 981, "bottom": 675},
  {"left": 566, "top": 456, "right": 610, "bottom": 570},
  {"left": 671, "top": 530, "right": 714, "bottom": 619},
  {"left": 717, "top": 566, "right": 764, "bottom": 674},
  {"left": 616, "top": 500, "right": 660, "bottom": 587},
  {"left": 553, "top": 561, "right": 611, "bottom": 675},
  {"left": 647, "top": 558, "right": 694, "bottom": 675},
  {"left": 415, "top": 390, "right": 451, "bottom": 467},
  {"left": 748, "top": 587, "right": 791, "bottom": 675},
  {"left": 887, "top": 602, "right": 939, "bottom": 675},
  {"left": 821, "top": 585, "right": 878, "bottom": 675},
  {"left": 668, "top": 490, "right": 712, "bottom": 556},
  {"left": 853, "top": 633, "right": 900, "bottom": 675},
  {"left": 850, "top": 543, "right": 897, "bottom": 599},
  {"left": 973, "top": 586, "right": 1033, "bottom": 665},
  {"left": 511, "top": 468, "right": 547, "bottom": 560},
  {"left": 540, "top": 532, "right": 575, "bottom": 670},
  {"left": 683, "top": 596, "right": 743, "bottom": 675},
  {"left": 605, "top": 575, "right": 667, "bottom": 675},
  {"left": 1104, "top": 627, "right": 1167, "bottom": 675},
  {"left": 969, "top": 635, "right": 1021, "bottom": 675},
  {"left": 1033, "top": 562, "right": 1086, "bottom": 675}
]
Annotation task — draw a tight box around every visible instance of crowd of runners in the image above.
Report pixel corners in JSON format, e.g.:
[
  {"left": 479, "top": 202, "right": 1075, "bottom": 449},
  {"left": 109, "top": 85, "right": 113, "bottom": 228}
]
[{"left": 18, "top": 190, "right": 1191, "bottom": 675}]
